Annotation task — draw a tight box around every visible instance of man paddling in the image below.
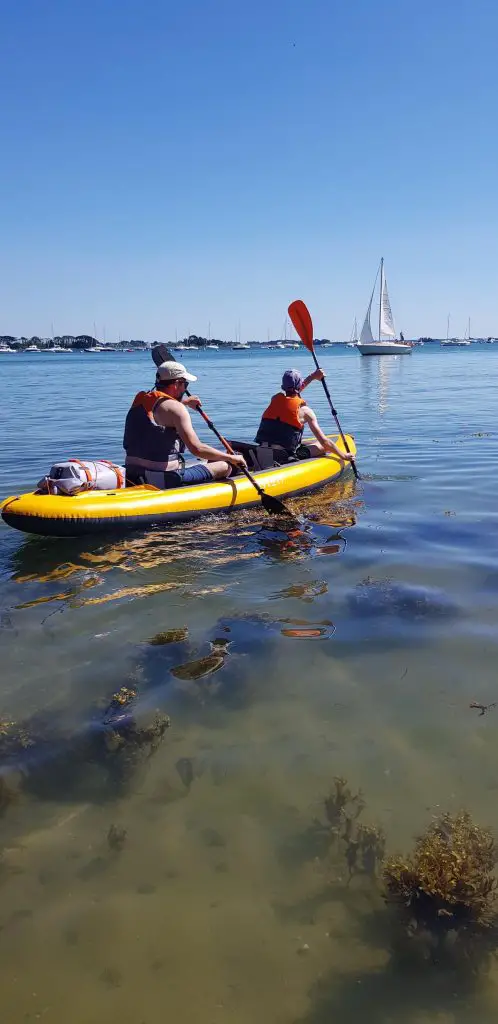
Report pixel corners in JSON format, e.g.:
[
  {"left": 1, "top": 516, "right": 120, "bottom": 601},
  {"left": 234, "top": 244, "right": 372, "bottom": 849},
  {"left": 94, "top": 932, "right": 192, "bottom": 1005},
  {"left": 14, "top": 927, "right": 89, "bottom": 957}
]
[
  {"left": 124, "top": 359, "right": 246, "bottom": 487},
  {"left": 255, "top": 368, "right": 355, "bottom": 462}
]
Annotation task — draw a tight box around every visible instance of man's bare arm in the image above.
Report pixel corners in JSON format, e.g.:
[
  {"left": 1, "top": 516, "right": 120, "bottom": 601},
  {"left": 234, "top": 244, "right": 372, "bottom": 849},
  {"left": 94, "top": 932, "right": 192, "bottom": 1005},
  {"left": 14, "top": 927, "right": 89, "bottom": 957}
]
[{"left": 159, "top": 402, "right": 245, "bottom": 466}]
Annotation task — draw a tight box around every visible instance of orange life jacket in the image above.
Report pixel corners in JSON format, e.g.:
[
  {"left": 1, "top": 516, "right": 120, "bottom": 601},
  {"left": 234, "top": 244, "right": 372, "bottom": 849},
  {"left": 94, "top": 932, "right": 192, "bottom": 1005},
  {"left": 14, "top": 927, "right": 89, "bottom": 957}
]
[
  {"left": 255, "top": 392, "right": 306, "bottom": 451},
  {"left": 261, "top": 393, "right": 306, "bottom": 427},
  {"left": 130, "top": 388, "right": 176, "bottom": 419}
]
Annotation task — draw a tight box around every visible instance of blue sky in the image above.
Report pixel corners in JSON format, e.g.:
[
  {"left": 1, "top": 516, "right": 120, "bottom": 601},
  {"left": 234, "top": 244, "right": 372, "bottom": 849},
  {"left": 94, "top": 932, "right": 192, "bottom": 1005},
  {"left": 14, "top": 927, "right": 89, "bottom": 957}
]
[{"left": 1, "top": 0, "right": 497, "bottom": 341}]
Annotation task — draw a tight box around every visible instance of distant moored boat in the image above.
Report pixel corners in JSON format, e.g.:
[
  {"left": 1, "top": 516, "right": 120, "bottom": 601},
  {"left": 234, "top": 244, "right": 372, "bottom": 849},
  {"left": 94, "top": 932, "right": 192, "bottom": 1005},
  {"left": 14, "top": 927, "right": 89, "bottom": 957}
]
[{"left": 441, "top": 315, "right": 471, "bottom": 347}]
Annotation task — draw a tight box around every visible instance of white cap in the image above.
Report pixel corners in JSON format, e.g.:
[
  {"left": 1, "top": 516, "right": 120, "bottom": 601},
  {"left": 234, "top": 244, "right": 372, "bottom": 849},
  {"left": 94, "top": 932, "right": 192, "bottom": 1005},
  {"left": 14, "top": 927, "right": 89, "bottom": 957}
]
[{"left": 156, "top": 360, "right": 197, "bottom": 383}]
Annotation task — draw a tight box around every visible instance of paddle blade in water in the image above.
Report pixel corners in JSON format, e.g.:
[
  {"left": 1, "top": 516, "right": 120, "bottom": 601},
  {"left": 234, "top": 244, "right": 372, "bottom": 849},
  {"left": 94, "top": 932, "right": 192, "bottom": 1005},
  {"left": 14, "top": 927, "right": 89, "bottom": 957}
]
[
  {"left": 288, "top": 300, "right": 314, "bottom": 352},
  {"left": 261, "top": 492, "right": 293, "bottom": 516}
]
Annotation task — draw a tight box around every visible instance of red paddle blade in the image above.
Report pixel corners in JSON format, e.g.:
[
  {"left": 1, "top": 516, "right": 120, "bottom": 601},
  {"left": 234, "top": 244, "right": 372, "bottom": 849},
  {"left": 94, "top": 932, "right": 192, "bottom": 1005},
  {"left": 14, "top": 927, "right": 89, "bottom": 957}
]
[{"left": 288, "top": 300, "right": 314, "bottom": 352}]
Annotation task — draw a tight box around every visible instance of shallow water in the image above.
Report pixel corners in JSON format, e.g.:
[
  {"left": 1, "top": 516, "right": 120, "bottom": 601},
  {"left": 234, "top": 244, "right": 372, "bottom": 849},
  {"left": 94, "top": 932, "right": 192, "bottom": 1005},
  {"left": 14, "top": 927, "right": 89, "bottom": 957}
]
[{"left": 1, "top": 346, "right": 498, "bottom": 1022}]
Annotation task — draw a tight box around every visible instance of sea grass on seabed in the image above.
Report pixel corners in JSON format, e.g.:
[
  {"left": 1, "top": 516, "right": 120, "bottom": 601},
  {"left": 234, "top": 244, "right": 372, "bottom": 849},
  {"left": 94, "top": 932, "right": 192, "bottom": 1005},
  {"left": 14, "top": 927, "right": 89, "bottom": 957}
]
[
  {"left": 383, "top": 810, "right": 498, "bottom": 970},
  {"left": 0, "top": 686, "right": 170, "bottom": 809}
]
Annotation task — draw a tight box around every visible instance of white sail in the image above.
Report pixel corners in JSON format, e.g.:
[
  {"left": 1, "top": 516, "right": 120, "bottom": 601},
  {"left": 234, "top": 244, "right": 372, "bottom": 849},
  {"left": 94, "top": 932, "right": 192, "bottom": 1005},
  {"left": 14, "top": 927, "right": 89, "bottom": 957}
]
[
  {"left": 357, "top": 258, "right": 411, "bottom": 355},
  {"left": 359, "top": 295, "right": 375, "bottom": 345},
  {"left": 380, "top": 273, "right": 396, "bottom": 338}
]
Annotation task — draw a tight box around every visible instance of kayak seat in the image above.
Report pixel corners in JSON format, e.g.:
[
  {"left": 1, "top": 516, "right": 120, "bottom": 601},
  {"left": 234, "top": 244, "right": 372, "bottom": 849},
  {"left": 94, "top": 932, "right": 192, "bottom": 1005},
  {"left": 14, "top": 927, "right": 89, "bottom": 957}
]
[
  {"left": 226, "top": 441, "right": 262, "bottom": 471},
  {"left": 227, "top": 441, "right": 294, "bottom": 471}
]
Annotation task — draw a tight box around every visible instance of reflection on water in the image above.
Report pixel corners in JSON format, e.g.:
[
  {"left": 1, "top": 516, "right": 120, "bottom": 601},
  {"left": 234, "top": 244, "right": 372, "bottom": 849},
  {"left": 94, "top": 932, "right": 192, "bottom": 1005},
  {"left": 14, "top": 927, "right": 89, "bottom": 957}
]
[
  {"left": 360, "top": 352, "right": 407, "bottom": 417},
  {"left": 5, "top": 477, "right": 359, "bottom": 616},
  {"left": 2, "top": 349, "right": 498, "bottom": 1022}
]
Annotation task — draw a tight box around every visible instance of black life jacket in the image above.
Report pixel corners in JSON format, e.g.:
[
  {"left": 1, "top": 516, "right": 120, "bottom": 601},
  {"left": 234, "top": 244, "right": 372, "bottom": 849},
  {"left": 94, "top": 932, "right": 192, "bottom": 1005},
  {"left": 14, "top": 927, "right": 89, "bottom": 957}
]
[{"left": 123, "top": 389, "right": 185, "bottom": 470}]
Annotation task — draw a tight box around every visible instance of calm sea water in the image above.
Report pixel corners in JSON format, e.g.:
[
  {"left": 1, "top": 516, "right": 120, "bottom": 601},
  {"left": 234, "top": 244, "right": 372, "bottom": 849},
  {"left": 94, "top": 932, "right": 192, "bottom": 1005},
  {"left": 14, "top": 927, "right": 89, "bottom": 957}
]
[{"left": 1, "top": 346, "right": 498, "bottom": 1023}]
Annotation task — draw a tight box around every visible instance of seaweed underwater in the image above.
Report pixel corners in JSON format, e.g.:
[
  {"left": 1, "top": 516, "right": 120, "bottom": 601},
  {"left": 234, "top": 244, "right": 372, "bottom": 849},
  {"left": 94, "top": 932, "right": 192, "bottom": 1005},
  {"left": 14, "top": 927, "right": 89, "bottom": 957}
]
[
  {"left": 383, "top": 810, "right": 498, "bottom": 971},
  {"left": 0, "top": 684, "right": 170, "bottom": 809},
  {"left": 277, "top": 776, "right": 385, "bottom": 887},
  {"left": 280, "top": 778, "right": 498, "bottom": 1023},
  {"left": 319, "top": 786, "right": 498, "bottom": 974}
]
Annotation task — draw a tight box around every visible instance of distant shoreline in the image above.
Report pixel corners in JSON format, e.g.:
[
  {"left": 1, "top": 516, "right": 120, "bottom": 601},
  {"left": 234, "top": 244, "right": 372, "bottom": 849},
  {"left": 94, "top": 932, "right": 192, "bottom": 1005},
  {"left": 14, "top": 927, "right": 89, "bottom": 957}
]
[{"left": 1, "top": 337, "right": 497, "bottom": 354}]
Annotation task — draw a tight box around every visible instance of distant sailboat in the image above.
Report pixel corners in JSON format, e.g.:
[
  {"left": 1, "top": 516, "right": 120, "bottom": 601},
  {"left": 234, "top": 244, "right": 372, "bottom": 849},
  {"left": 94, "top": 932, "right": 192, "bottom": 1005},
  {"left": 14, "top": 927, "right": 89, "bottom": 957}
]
[
  {"left": 347, "top": 317, "right": 358, "bottom": 348},
  {"left": 357, "top": 259, "right": 412, "bottom": 355},
  {"left": 441, "top": 314, "right": 470, "bottom": 347}
]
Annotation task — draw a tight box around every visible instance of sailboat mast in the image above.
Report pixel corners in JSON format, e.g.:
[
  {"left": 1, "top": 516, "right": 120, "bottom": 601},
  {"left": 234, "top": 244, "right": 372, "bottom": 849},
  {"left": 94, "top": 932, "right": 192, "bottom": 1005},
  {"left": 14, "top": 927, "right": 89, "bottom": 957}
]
[{"left": 378, "top": 257, "right": 384, "bottom": 343}]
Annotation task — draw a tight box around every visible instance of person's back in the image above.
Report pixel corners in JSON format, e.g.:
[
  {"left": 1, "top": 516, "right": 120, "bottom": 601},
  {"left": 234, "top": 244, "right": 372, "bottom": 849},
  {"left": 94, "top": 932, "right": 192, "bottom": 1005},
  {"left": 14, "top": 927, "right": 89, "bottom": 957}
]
[
  {"left": 255, "top": 382, "right": 306, "bottom": 453},
  {"left": 255, "top": 367, "right": 354, "bottom": 465}
]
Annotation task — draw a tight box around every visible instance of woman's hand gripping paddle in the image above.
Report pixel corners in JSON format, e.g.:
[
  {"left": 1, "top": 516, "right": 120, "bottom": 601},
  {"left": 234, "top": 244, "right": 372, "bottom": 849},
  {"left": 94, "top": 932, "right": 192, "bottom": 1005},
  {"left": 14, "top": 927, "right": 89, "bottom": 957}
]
[
  {"left": 287, "top": 301, "right": 360, "bottom": 480},
  {"left": 151, "top": 345, "right": 292, "bottom": 515}
]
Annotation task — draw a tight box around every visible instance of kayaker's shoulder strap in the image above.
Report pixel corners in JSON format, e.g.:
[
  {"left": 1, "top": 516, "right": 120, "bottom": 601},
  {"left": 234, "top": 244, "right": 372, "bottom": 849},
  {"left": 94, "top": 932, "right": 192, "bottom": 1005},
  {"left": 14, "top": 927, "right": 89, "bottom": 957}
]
[{"left": 131, "top": 389, "right": 179, "bottom": 423}]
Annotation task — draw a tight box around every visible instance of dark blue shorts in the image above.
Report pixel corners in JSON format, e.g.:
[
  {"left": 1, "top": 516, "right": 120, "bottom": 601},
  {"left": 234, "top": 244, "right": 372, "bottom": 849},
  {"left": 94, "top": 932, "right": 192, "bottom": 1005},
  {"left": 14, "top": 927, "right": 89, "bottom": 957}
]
[
  {"left": 182, "top": 463, "right": 213, "bottom": 485},
  {"left": 127, "top": 464, "right": 214, "bottom": 488}
]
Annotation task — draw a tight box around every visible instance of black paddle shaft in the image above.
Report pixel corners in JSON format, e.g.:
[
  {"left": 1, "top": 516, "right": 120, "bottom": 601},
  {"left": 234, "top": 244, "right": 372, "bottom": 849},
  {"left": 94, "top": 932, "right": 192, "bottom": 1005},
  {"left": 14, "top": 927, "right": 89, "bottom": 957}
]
[
  {"left": 192, "top": 400, "right": 266, "bottom": 497},
  {"left": 310, "top": 350, "right": 360, "bottom": 480},
  {"left": 186, "top": 393, "right": 290, "bottom": 514}
]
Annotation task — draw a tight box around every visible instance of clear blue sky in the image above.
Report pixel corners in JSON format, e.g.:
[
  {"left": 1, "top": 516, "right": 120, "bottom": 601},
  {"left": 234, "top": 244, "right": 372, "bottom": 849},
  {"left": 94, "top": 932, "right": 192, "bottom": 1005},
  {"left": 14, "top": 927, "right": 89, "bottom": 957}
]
[{"left": 1, "top": 0, "right": 497, "bottom": 341}]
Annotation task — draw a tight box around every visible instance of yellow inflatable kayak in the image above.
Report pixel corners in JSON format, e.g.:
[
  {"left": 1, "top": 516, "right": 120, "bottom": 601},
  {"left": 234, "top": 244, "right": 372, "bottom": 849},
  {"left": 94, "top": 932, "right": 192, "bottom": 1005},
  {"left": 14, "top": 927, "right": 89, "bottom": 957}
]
[{"left": 1, "top": 434, "right": 356, "bottom": 537}]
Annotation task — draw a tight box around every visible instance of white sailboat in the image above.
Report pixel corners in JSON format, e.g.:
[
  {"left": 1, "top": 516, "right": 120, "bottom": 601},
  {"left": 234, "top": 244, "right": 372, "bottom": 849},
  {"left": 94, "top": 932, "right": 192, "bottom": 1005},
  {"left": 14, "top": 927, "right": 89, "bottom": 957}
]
[{"left": 357, "top": 259, "right": 412, "bottom": 355}]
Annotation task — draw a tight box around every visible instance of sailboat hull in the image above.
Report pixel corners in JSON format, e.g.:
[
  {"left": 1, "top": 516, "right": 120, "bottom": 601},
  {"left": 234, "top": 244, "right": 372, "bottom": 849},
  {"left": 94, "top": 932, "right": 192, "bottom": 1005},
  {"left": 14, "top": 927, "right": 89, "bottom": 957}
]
[{"left": 357, "top": 343, "right": 412, "bottom": 355}]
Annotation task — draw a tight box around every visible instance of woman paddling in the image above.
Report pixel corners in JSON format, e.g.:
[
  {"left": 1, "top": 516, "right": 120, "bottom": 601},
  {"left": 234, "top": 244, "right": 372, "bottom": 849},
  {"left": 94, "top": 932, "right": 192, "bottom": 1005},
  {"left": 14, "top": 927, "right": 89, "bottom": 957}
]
[{"left": 255, "top": 368, "right": 356, "bottom": 463}]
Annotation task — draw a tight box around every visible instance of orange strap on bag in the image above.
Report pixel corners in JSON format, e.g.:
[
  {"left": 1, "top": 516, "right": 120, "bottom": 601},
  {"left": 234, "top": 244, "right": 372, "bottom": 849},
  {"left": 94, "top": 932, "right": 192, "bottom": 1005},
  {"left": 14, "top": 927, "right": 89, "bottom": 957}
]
[
  {"left": 68, "top": 458, "right": 125, "bottom": 490},
  {"left": 67, "top": 458, "right": 93, "bottom": 485},
  {"left": 100, "top": 460, "right": 125, "bottom": 488}
]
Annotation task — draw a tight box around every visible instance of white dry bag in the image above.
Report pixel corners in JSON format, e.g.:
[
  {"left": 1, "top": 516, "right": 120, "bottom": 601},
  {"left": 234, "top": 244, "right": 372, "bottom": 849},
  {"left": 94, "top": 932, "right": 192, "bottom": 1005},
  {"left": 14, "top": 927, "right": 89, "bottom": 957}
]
[{"left": 37, "top": 459, "right": 126, "bottom": 496}]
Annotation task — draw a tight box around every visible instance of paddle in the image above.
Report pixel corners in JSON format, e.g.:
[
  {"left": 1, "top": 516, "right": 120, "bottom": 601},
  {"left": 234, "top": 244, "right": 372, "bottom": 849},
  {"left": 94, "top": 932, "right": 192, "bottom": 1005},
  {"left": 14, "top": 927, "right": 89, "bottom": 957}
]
[
  {"left": 287, "top": 301, "right": 360, "bottom": 480},
  {"left": 151, "top": 345, "right": 291, "bottom": 516}
]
